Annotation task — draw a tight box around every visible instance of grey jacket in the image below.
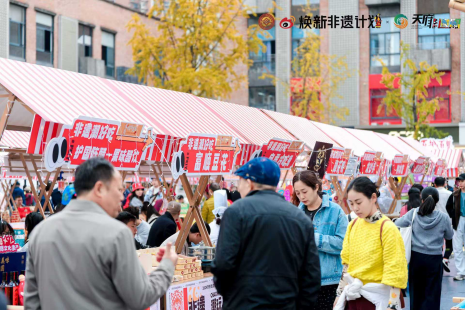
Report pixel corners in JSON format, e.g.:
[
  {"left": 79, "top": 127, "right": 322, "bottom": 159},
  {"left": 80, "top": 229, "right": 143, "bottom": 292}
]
[
  {"left": 396, "top": 208, "right": 454, "bottom": 255},
  {"left": 25, "top": 199, "right": 175, "bottom": 310}
]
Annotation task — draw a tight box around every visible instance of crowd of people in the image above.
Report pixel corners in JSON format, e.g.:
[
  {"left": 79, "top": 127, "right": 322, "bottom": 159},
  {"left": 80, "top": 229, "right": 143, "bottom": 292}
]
[{"left": 0, "top": 156, "right": 461, "bottom": 310}]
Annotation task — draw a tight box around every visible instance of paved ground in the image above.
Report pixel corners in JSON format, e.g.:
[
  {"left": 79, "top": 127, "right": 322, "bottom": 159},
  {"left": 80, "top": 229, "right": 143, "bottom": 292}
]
[{"left": 403, "top": 257, "right": 465, "bottom": 310}]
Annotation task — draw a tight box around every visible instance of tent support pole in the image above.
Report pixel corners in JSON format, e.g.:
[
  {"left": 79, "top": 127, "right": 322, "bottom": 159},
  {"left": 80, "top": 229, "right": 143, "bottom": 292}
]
[
  {"left": 19, "top": 154, "right": 46, "bottom": 219},
  {"left": 175, "top": 174, "right": 212, "bottom": 254},
  {"left": 0, "top": 94, "right": 15, "bottom": 141}
]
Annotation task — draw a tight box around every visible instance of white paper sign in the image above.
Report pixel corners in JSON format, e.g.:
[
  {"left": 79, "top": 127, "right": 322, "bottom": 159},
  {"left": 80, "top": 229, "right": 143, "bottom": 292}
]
[
  {"left": 165, "top": 276, "right": 223, "bottom": 310},
  {"left": 344, "top": 156, "right": 359, "bottom": 176}
]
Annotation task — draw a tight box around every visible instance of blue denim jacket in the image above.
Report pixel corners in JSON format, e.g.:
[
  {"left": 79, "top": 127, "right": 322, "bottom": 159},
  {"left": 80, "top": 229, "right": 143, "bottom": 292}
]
[{"left": 299, "top": 194, "right": 348, "bottom": 286}]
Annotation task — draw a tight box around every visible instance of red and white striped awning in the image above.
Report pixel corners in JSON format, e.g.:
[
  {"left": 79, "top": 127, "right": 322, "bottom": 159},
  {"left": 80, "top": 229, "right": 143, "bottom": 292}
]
[
  {"left": 310, "top": 122, "right": 370, "bottom": 156},
  {"left": 344, "top": 128, "right": 401, "bottom": 160},
  {"left": 104, "top": 80, "right": 249, "bottom": 144},
  {"left": 261, "top": 110, "right": 340, "bottom": 148},
  {"left": 0, "top": 130, "right": 29, "bottom": 149},
  {"left": 0, "top": 58, "right": 249, "bottom": 162},
  {"left": 0, "top": 58, "right": 158, "bottom": 130},
  {"left": 447, "top": 168, "right": 459, "bottom": 178},
  {"left": 398, "top": 137, "right": 439, "bottom": 162},
  {"left": 432, "top": 148, "right": 463, "bottom": 169},
  {"left": 198, "top": 98, "right": 297, "bottom": 146},
  {"left": 374, "top": 133, "right": 422, "bottom": 161}
]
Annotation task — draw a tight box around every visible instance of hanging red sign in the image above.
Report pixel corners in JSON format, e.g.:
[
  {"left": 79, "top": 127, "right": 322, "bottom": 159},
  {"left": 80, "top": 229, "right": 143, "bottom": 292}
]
[
  {"left": 434, "top": 159, "right": 446, "bottom": 177},
  {"left": 326, "top": 147, "right": 352, "bottom": 176},
  {"left": 0, "top": 236, "right": 20, "bottom": 253},
  {"left": 391, "top": 154, "right": 410, "bottom": 177},
  {"left": 411, "top": 156, "right": 430, "bottom": 175},
  {"left": 44, "top": 116, "right": 156, "bottom": 172},
  {"left": 170, "top": 133, "right": 241, "bottom": 178},
  {"left": 360, "top": 151, "right": 383, "bottom": 176},
  {"left": 258, "top": 138, "right": 304, "bottom": 170}
]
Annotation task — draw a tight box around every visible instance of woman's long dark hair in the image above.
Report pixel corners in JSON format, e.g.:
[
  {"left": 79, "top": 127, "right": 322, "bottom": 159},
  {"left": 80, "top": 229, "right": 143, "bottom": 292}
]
[
  {"left": 0, "top": 220, "right": 15, "bottom": 239},
  {"left": 129, "top": 189, "right": 144, "bottom": 204},
  {"left": 406, "top": 187, "right": 421, "bottom": 211},
  {"left": 25, "top": 212, "right": 44, "bottom": 242},
  {"left": 292, "top": 171, "right": 323, "bottom": 206},
  {"left": 418, "top": 187, "right": 439, "bottom": 216},
  {"left": 142, "top": 202, "right": 160, "bottom": 221},
  {"left": 346, "top": 176, "right": 380, "bottom": 199}
]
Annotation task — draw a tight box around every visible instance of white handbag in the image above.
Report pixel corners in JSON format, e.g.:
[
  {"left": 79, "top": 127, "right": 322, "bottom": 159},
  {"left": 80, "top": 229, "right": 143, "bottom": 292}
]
[{"left": 398, "top": 208, "right": 417, "bottom": 263}]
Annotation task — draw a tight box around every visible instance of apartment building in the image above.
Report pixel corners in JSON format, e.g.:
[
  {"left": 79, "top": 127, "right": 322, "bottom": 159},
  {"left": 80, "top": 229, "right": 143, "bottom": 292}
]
[
  {"left": 245, "top": 0, "right": 465, "bottom": 145},
  {"left": 0, "top": 0, "right": 163, "bottom": 83}
]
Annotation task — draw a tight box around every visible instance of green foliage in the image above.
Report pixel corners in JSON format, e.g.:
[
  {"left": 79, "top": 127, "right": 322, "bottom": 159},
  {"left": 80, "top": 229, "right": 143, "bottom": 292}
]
[
  {"left": 377, "top": 42, "right": 447, "bottom": 140},
  {"left": 127, "top": 0, "right": 264, "bottom": 98},
  {"left": 260, "top": 7, "right": 352, "bottom": 124}
]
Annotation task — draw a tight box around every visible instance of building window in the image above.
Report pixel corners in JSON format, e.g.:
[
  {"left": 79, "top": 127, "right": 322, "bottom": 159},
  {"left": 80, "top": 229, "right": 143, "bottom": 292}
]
[
  {"left": 370, "top": 17, "right": 400, "bottom": 68},
  {"left": 9, "top": 4, "right": 26, "bottom": 61},
  {"left": 249, "top": 86, "right": 275, "bottom": 111},
  {"left": 418, "top": 13, "right": 450, "bottom": 50},
  {"left": 248, "top": 16, "right": 275, "bottom": 70},
  {"left": 292, "top": 27, "right": 320, "bottom": 61},
  {"left": 101, "top": 31, "right": 115, "bottom": 78},
  {"left": 370, "top": 89, "right": 400, "bottom": 121},
  {"left": 78, "top": 24, "right": 93, "bottom": 59},
  {"left": 425, "top": 86, "right": 450, "bottom": 122},
  {"left": 36, "top": 12, "right": 53, "bottom": 66}
]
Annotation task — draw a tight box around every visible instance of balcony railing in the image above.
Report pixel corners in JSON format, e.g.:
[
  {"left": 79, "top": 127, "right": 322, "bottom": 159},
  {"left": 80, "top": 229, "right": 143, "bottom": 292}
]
[
  {"left": 416, "top": 41, "right": 450, "bottom": 50},
  {"left": 248, "top": 55, "right": 276, "bottom": 86}
]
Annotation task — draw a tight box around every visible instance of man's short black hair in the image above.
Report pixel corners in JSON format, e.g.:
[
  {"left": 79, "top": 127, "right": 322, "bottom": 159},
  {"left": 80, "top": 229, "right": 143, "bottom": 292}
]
[
  {"left": 190, "top": 222, "right": 211, "bottom": 235},
  {"left": 125, "top": 206, "right": 139, "bottom": 219},
  {"left": 434, "top": 177, "right": 446, "bottom": 187},
  {"left": 116, "top": 211, "right": 137, "bottom": 225},
  {"left": 74, "top": 158, "right": 115, "bottom": 196}
]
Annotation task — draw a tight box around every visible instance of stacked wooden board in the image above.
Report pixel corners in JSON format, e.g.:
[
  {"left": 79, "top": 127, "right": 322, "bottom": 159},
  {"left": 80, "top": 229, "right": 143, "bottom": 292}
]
[{"left": 137, "top": 249, "right": 203, "bottom": 282}]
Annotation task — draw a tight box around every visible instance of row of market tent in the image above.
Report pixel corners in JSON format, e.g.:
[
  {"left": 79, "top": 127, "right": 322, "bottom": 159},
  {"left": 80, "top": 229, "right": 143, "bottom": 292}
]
[{"left": 0, "top": 57, "right": 463, "bottom": 223}]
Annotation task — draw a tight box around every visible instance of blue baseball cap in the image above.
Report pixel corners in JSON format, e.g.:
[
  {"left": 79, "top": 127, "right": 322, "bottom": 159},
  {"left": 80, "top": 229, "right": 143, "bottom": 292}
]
[
  {"left": 235, "top": 157, "right": 281, "bottom": 187},
  {"left": 61, "top": 184, "right": 76, "bottom": 205}
]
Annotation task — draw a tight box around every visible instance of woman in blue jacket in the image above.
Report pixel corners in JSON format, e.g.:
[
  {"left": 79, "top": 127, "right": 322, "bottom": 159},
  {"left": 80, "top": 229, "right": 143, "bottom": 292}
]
[{"left": 292, "top": 171, "right": 348, "bottom": 310}]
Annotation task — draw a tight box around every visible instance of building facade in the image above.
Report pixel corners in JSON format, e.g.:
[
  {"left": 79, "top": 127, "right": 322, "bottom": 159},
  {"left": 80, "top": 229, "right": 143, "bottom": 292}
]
[
  {"left": 0, "top": 0, "right": 163, "bottom": 84},
  {"left": 0, "top": 0, "right": 464, "bottom": 146},
  {"left": 244, "top": 0, "right": 465, "bottom": 146}
]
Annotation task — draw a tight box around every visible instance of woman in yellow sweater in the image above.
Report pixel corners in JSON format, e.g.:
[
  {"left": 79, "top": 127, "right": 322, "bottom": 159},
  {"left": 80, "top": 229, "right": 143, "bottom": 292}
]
[{"left": 334, "top": 177, "right": 408, "bottom": 310}]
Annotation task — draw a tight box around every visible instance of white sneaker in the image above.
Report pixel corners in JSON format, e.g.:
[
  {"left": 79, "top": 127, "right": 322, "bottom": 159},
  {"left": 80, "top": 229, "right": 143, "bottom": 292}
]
[{"left": 453, "top": 275, "right": 465, "bottom": 281}]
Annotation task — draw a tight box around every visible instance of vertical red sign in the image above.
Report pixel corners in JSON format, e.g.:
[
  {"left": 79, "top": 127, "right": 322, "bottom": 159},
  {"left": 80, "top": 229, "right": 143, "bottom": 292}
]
[
  {"left": 261, "top": 139, "right": 304, "bottom": 170},
  {"left": 391, "top": 154, "right": 410, "bottom": 177},
  {"left": 360, "top": 151, "right": 383, "bottom": 176}
]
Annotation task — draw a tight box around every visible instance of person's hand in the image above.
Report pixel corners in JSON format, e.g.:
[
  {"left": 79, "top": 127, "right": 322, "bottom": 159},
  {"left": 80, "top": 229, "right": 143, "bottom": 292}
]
[
  {"left": 333, "top": 297, "right": 339, "bottom": 309},
  {"left": 156, "top": 243, "right": 178, "bottom": 266}
]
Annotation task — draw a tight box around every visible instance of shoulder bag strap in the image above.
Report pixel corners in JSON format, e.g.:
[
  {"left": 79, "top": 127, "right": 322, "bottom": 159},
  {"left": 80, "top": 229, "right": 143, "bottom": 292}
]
[{"left": 380, "top": 219, "right": 389, "bottom": 243}]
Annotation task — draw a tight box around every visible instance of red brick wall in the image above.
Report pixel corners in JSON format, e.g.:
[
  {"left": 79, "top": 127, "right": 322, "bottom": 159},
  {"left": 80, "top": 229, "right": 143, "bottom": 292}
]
[
  {"left": 224, "top": 16, "right": 249, "bottom": 106},
  {"left": 17, "top": 0, "right": 161, "bottom": 69}
]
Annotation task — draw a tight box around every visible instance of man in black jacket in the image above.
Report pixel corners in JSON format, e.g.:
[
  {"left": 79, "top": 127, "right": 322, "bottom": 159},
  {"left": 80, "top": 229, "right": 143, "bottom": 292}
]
[
  {"left": 446, "top": 173, "right": 465, "bottom": 280},
  {"left": 212, "top": 157, "right": 321, "bottom": 310},
  {"left": 147, "top": 202, "right": 181, "bottom": 247}
]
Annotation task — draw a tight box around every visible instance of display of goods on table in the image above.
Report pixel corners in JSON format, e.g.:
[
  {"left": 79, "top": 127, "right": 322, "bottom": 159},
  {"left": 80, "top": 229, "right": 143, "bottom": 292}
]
[{"left": 137, "top": 249, "right": 203, "bottom": 282}]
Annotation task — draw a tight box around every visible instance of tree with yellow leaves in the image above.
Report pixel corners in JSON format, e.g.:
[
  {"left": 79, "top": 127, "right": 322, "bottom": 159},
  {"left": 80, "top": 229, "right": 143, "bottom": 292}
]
[
  {"left": 378, "top": 42, "right": 447, "bottom": 140},
  {"left": 260, "top": 17, "right": 352, "bottom": 123},
  {"left": 126, "top": 0, "right": 264, "bottom": 99}
]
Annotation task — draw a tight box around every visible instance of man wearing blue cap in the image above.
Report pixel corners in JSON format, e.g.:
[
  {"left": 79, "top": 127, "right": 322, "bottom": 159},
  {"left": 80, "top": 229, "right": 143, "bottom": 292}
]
[{"left": 212, "top": 157, "right": 321, "bottom": 309}]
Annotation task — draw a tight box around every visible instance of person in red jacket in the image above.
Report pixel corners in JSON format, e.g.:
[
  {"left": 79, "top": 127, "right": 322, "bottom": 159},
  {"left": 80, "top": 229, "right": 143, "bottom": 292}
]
[{"left": 123, "top": 183, "right": 145, "bottom": 211}]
